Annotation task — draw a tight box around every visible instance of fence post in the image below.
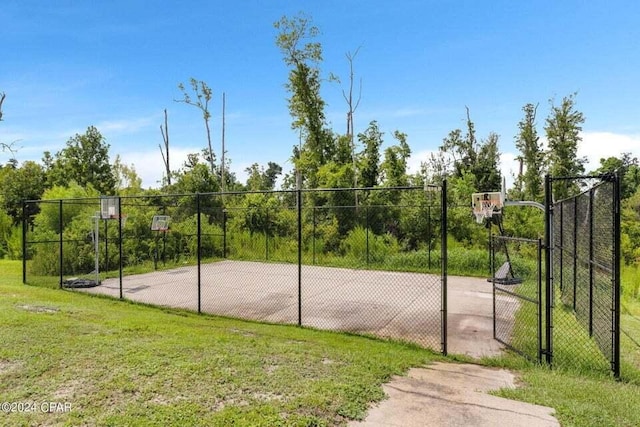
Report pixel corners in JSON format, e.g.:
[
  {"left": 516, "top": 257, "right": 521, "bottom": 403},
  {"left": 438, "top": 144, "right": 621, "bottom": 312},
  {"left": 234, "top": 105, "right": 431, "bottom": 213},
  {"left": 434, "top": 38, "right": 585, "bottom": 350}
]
[
  {"left": 487, "top": 221, "right": 492, "bottom": 276},
  {"left": 573, "top": 199, "right": 578, "bottom": 310},
  {"left": 491, "top": 234, "right": 496, "bottom": 340},
  {"left": 558, "top": 202, "right": 563, "bottom": 292},
  {"left": 312, "top": 207, "right": 316, "bottom": 265},
  {"left": 162, "top": 205, "right": 167, "bottom": 265},
  {"left": 441, "top": 180, "right": 448, "bottom": 356},
  {"left": 544, "top": 174, "right": 553, "bottom": 365},
  {"left": 104, "top": 219, "right": 109, "bottom": 273},
  {"left": 118, "top": 197, "right": 123, "bottom": 300},
  {"left": 613, "top": 173, "right": 621, "bottom": 378},
  {"left": 538, "top": 238, "right": 544, "bottom": 362},
  {"left": 427, "top": 205, "right": 431, "bottom": 270},
  {"left": 197, "top": 193, "right": 201, "bottom": 314},
  {"left": 223, "top": 209, "right": 227, "bottom": 258},
  {"left": 366, "top": 206, "right": 370, "bottom": 265},
  {"left": 297, "top": 188, "right": 302, "bottom": 326},
  {"left": 22, "top": 201, "right": 27, "bottom": 284},
  {"left": 265, "top": 208, "right": 269, "bottom": 261},
  {"left": 588, "top": 188, "right": 595, "bottom": 337},
  {"left": 59, "top": 200, "right": 63, "bottom": 289}
]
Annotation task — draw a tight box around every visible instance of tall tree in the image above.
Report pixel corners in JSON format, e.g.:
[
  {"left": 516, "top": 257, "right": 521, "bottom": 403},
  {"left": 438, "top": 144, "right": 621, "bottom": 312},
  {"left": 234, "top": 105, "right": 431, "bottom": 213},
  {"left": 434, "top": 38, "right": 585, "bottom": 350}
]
[
  {"left": 245, "top": 162, "right": 283, "bottom": 191},
  {"left": 274, "top": 13, "right": 333, "bottom": 188},
  {"left": 475, "top": 132, "right": 502, "bottom": 192},
  {"left": 176, "top": 79, "right": 216, "bottom": 176},
  {"left": 421, "top": 150, "right": 449, "bottom": 186},
  {"left": 593, "top": 153, "right": 640, "bottom": 200},
  {"left": 340, "top": 47, "right": 363, "bottom": 198},
  {"left": 358, "top": 121, "right": 383, "bottom": 188},
  {"left": 381, "top": 131, "right": 411, "bottom": 188},
  {"left": 0, "top": 160, "right": 46, "bottom": 223},
  {"left": 112, "top": 155, "right": 142, "bottom": 194},
  {"left": 440, "top": 107, "right": 478, "bottom": 178},
  {"left": 439, "top": 108, "right": 501, "bottom": 192},
  {"left": 545, "top": 93, "right": 586, "bottom": 199},
  {"left": 515, "top": 103, "right": 544, "bottom": 202},
  {"left": 172, "top": 154, "right": 218, "bottom": 194},
  {"left": 47, "top": 126, "right": 116, "bottom": 195}
]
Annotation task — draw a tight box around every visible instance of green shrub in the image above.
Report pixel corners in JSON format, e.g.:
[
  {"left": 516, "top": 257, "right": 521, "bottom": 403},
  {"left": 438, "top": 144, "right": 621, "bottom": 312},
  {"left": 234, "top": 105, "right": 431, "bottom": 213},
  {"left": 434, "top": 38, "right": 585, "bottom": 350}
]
[
  {"left": 3, "top": 225, "right": 22, "bottom": 260},
  {"left": 340, "top": 226, "right": 401, "bottom": 264},
  {"left": 622, "top": 264, "right": 640, "bottom": 300}
]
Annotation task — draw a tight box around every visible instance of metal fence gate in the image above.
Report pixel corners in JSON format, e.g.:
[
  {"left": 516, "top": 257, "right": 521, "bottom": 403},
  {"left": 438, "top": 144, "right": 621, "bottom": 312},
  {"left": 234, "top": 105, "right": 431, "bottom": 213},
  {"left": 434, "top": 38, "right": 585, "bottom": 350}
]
[{"left": 492, "top": 235, "right": 543, "bottom": 362}]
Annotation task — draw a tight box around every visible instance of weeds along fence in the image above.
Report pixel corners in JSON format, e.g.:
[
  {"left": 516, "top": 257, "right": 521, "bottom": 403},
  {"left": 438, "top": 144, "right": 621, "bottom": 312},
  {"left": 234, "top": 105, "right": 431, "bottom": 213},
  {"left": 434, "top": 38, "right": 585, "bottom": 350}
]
[{"left": 23, "top": 186, "right": 448, "bottom": 351}]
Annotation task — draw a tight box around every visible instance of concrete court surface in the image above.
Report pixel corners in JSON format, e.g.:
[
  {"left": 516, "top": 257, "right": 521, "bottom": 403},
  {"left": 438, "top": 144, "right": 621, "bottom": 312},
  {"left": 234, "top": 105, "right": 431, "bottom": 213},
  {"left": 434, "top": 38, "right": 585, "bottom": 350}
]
[
  {"left": 349, "top": 362, "right": 559, "bottom": 427},
  {"left": 80, "top": 260, "right": 519, "bottom": 358}
]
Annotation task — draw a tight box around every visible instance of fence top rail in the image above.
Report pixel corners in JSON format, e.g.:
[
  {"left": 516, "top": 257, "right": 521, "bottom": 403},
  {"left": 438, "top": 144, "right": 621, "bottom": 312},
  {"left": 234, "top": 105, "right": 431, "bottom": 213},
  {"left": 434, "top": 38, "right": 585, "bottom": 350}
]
[
  {"left": 548, "top": 173, "right": 616, "bottom": 183},
  {"left": 553, "top": 183, "right": 611, "bottom": 206},
  {"left": 551, "top": 174, "right": 617, "bottom": 206},
  {"left": 24, "top": 198, "right": 102, "bottom": 204},
  {"left": 24, "top": 185, "right": 441, "bottom": 205}
]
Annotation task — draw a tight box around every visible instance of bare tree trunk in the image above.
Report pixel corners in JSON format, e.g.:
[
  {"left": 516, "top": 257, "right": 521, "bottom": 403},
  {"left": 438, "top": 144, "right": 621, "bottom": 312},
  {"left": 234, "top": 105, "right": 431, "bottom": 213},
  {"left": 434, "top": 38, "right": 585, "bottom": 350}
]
[
  {"left": 204, "top": 116, "right": 215, "bottom": 176},
  {"left": 342, "top": 48, "right": 362, "bottom": 206},
  {"left": 0, "top": 92, "right": 5, "bottom": 122},
  {"left": 159, "top": 109, "right": 171, "bottom": 186}
]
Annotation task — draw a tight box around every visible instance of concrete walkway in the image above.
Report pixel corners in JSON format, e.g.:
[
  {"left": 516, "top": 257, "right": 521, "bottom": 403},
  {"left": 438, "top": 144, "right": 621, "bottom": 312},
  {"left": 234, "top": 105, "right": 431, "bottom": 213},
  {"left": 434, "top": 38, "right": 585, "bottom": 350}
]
[{"left": 350, "top": 362, "right": 559, "bottom": 427}]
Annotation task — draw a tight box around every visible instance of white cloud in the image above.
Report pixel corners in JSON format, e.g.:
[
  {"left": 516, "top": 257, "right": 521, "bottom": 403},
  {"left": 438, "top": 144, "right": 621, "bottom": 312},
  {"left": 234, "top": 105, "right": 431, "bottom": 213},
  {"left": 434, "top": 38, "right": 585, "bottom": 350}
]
[
  {"left": 406, "top": 149, "right": 437, "bottom": 175},
  {"left": 119, "top": 147, "right": 254, "bottom": 189},
  {"left": 96, "top": 116, "right": 157, "bottom": 134},
  {"left": 119, "top": 147, "right": 198, "bottom": 188},
  {"left": 579, "top": 131, "right": 640, "bottom": 172},
  {"left": 500, "top": 152, "right": 520, "bottom": 190},
  {"left": 499, "top": 130, "right": 640, "bottom": 192}
]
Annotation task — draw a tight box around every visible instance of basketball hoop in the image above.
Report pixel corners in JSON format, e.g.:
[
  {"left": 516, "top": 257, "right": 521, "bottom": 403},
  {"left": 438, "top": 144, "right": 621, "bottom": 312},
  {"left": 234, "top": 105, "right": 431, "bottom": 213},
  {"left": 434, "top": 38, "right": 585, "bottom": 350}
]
[
  {"left": 473, "top": 201, "right": 497, "bottom": 224},
  {"left": 472, "top": 192, "right": 504, "bottom": 224},
  {"left": 151, "top": 215, "right": 171, "bottom": 232}
]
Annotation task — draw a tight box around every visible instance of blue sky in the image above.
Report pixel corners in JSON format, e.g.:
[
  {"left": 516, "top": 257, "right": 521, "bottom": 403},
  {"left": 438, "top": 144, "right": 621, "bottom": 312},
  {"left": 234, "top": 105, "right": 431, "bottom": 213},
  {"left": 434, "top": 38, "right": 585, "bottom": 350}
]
[{"left": 2, "top": 1, "right": 640, "bottom": 189}]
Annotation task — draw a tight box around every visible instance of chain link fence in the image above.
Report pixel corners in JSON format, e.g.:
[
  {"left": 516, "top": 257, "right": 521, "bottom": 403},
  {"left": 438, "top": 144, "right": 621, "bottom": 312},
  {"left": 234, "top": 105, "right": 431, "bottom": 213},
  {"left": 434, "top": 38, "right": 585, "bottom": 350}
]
[
  {"left": 23, "top": 186, "right": 447, "bottom": 352},
  {"left": 548, "top": 174, "right": 621, "bottom": 377},
  {"left": 492, "top": 235, "right": 542, "bottom": 362}
]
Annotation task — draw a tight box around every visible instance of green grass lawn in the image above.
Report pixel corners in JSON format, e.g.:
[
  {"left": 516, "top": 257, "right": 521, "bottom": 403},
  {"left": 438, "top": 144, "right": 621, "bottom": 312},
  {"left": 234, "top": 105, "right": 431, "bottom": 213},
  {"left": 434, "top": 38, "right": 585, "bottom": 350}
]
[
  {"left": 3, "top": 260, "right": 640, "bottom": 426},
  {"left": 2, "top": 260, "right": 441, "bottom": 426}
]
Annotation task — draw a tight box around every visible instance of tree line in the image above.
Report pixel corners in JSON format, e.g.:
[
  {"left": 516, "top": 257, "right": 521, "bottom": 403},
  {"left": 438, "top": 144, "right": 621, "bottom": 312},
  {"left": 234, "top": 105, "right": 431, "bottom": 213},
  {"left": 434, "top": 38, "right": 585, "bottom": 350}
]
[{"left": 1, "top": 13, "right": 640, "bottom": 269}]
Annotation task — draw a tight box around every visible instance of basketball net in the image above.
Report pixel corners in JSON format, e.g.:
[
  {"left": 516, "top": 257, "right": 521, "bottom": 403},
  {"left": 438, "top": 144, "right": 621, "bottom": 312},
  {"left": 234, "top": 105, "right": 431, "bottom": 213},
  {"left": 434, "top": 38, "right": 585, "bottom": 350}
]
[{"left": 474, "top": 200, "right": 497, "bottom": 224}]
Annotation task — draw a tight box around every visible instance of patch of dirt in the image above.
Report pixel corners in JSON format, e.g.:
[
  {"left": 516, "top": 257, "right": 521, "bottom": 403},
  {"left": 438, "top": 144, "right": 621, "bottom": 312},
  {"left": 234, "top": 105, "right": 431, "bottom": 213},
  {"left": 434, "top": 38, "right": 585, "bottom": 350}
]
[
  {"left": 0, "top": 360, "right": 23, "bottom": 375},
  {"left": 211, "top": 397, "right": 250, "bottom": 412},
  {"left": 252, "top": 391, "right": 284, "bottom": 402},
  {"left": 265, "top": 364, "right": 280, "bottom": 374},
  {"left": 228, "top": 328, "right": 257, "bottom": 337},
  {"left": 53, "top": 379, "right": 82, "bottom": 400},
  {"left": 149, "top": 395, "right": 186, "bottom": 406},
  {"left": 17, "top": 304, "right": 59, "bottom": 314}
]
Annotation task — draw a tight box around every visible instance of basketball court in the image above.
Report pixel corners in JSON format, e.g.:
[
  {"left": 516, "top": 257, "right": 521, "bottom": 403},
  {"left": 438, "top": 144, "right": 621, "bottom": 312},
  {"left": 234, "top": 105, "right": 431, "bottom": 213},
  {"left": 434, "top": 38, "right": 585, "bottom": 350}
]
[{"left": 78, "top": 260, "right": 518, "bottom": 358}]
